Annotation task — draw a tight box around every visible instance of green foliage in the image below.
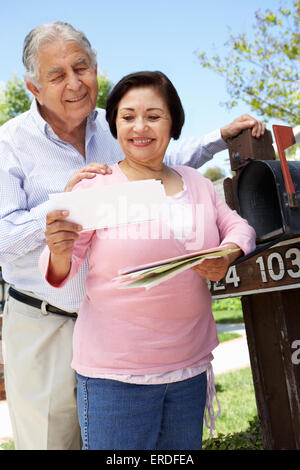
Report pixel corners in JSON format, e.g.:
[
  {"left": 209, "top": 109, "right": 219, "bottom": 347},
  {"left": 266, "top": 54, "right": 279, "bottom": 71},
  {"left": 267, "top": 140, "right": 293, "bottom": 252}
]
[
  {"left": 96, "top": 75, "right": 114, "bottom": 109},
  {"left": 0, "top": 75, "right": 32, "bottom": 125},
  {"left": 0, "top": 440, "right": 15, "bottom": 450},
  {"left": 203, "top": 416, "right": 263, "bottom": 450},
  {"left": 197, "top": 0, "right": 300, "bottom": 125},
  {"left": 213, "top": 309, "right": 243, "bottom": 323},
  {"left": 203, "top": 166, "right": 225, "bottom": 182},
  {"left": 212, "top": 297, "right": 242, "bottom": 312},
  {"left": 218, "top": 332, "right": 241, "bottom": 343},
  {"left": 212, "top": 297, "right": 243, "bottom": 323}
]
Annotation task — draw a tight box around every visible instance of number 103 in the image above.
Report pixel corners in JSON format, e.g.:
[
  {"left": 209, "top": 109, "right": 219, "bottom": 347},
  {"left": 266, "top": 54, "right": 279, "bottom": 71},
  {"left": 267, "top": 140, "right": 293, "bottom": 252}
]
[{"left": 256, "top": 248, "right": 300, "bottom": 282}]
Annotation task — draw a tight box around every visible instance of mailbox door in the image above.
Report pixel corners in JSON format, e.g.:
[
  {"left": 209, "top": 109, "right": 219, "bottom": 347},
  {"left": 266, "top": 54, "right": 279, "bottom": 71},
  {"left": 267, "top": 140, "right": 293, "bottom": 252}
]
[{"left": 237, "top": 160, "right": 300, "bottom": 242}]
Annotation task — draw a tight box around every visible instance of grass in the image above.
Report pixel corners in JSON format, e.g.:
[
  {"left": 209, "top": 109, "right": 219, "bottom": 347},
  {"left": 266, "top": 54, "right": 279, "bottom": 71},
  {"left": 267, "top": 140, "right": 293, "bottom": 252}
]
[
  {"left": 0, "top": 440, "right": 14, "bottom": 450},
  {"left": 202, "top": 367, "right": 259, "bottom": 446},
  {"left": 212, "top": 297, "right": 243, "bottom": 324},
  {"left": 218, "top": 332, "right": 241, "bottom": 343}
]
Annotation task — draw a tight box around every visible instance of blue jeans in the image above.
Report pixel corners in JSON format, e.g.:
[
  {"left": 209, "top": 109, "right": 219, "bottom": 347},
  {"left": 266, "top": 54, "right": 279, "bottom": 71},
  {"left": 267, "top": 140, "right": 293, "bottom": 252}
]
[{"left": 76, "top": 372, "right": 207, "bottom": 450}]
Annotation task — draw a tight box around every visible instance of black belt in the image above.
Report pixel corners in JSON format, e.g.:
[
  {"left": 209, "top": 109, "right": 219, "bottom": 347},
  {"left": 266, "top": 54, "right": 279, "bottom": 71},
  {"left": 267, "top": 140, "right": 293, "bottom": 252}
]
[{"left": 8, "top": 287, "right": 78, "bottom": 319}]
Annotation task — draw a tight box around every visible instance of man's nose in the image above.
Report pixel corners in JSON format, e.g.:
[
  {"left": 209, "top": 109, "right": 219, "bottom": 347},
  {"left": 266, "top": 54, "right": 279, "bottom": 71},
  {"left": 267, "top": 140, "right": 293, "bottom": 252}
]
[{"left": 66, "top": 71, "right": 82, "bottom": 90}]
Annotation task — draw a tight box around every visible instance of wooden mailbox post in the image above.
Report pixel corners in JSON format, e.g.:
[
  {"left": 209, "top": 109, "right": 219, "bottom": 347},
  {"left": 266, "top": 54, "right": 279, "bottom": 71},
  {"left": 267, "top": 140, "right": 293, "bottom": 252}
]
[{"left": 210, "top": 128, "right": 300, "bottom": 450}]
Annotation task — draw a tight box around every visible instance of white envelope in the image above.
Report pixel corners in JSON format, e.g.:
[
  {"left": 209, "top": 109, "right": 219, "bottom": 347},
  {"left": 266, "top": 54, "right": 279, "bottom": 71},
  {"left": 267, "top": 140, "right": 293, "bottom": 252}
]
[{"left": 48, "top": 179, "right": 166, "bottom": 231}]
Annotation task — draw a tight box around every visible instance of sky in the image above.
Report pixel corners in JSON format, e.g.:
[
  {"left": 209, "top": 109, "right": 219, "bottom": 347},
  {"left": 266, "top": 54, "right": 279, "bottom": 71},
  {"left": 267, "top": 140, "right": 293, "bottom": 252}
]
[{"left": 0, "top": 0, "right": 284, "bottom": 175}]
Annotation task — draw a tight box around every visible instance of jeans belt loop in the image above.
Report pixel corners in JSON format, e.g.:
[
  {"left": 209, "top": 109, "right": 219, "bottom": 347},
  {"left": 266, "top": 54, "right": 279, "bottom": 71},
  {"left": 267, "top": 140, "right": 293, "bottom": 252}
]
[{"left": 41, "top": 300, "right": 49, "bottom": 316}]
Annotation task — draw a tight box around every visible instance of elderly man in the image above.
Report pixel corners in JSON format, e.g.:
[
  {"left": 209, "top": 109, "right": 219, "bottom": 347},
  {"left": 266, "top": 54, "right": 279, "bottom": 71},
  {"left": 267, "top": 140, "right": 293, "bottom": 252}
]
[{"left": 0, "top": 21, "right": 265, "bottom": 450}]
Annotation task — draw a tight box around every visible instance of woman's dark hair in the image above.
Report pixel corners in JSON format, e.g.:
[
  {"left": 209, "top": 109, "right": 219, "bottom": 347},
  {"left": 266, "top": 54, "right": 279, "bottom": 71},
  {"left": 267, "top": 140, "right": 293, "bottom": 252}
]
[{"left": 105, "top": 71, "right": 185, "bottom": 140}]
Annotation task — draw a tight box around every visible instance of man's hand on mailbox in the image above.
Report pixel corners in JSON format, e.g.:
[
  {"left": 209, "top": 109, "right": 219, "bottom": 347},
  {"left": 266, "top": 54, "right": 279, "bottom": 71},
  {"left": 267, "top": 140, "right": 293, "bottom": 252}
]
[
  {"left": 220, "top": 114, "right": 266, "bottom": 142},
  {"left": 192, "top": 243, "right": 242, "bottom": 282}
]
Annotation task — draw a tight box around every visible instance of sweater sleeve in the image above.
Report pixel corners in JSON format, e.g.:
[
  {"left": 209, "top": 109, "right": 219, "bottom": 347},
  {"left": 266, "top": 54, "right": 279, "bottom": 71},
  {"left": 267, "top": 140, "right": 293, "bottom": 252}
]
[
  {"left": 212, "top": 185, "right": 256, "bottom": 255},
  {"left": 39, "top": 229, "right": 95, "bottom": 288}
]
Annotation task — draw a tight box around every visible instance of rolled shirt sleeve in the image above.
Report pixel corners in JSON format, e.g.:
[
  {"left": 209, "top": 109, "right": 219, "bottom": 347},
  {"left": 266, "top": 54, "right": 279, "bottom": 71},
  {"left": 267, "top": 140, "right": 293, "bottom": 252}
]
[{"left": 164, "top": 129, "right": 227, "bottom": 168}]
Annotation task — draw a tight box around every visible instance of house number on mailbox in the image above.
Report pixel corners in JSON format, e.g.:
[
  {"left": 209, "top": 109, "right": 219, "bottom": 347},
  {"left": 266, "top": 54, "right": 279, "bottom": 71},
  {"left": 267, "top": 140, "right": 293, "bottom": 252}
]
[
  {"left": 208, "top": 246, "right": 300, "bottom": 294},
  {"left": 256, "top": 248, "right": 300, "bottom": 282},
  {"left": 208, "top": 266, "right": 240, "bottom": 291}
]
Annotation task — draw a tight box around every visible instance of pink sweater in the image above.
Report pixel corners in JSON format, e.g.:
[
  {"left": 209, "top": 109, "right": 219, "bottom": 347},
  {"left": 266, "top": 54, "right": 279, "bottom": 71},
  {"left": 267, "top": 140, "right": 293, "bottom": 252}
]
[{"left": 40, "top": 163, "right": 256, "bottom": 377}]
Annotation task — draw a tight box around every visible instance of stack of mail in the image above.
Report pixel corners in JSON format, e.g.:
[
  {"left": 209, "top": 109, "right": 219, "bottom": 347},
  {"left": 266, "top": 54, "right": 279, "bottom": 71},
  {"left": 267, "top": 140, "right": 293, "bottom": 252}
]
[{"left": 114, "top": 247, "right": 239, "bottom": 290}]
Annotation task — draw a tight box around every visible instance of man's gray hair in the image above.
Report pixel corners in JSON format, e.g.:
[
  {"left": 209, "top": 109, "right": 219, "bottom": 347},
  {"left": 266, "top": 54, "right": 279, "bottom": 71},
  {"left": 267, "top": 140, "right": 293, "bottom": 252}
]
[{"left": 23, "top": 21, "right": 97, "bottom": 87}]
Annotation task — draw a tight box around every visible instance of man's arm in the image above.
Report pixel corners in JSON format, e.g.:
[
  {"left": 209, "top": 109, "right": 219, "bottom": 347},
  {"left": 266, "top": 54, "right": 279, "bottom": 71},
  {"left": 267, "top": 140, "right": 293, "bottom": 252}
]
[
  {"left": 0, "top": 146, "right": 50, "bottom": 264},
  {"left": 164, "top": 114, "right": 266, "bottom": 169},
  {"left": 164, "top": 129, "right": 226, "bottom": 168}
]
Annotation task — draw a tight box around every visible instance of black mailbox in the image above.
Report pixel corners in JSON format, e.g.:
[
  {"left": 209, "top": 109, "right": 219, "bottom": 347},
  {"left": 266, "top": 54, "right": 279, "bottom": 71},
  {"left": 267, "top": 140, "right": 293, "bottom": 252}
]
[
  {"left": 237, "top": 159, "right": 300, "bottom": 242},
  {"left": 226, "top": 125, "right": 298, "bottom": 264}
]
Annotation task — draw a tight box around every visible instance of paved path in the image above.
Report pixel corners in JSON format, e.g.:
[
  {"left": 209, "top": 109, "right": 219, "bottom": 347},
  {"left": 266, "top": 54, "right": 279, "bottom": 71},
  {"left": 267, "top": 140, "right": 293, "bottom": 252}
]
[
  {"left": 0, "top": 324, "right": 250, "bottom": 447},
  {"left": 213, "top": 324, "right": 250, "bottom": 376}
]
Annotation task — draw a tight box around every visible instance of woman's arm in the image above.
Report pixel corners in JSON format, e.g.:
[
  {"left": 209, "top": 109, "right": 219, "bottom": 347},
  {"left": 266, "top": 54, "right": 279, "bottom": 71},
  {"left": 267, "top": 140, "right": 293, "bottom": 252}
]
[
  {"left": 40, "top": 208, "right": 94, "bottom": 288},
  {"left": 192, "top": 179, "right": 256, "bottom": 282},
  {"left": 192, "top": 243, "right": 242, "bottom": 282},
  {"left": 43, "top": 210, "right": 82, "bottom": 285}
]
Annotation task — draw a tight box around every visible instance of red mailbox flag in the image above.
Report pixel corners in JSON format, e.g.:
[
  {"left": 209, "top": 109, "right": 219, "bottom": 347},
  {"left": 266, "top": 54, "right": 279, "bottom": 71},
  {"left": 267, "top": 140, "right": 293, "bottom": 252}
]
[{"left": 272, "top": 125, "right": 297, "bottom": 208}]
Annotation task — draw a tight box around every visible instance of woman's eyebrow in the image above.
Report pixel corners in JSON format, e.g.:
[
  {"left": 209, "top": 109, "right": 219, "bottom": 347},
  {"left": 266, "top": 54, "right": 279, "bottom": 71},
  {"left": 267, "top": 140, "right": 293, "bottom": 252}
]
[{"left": 119, "top": 107, "right": 164, "bottom": 111}]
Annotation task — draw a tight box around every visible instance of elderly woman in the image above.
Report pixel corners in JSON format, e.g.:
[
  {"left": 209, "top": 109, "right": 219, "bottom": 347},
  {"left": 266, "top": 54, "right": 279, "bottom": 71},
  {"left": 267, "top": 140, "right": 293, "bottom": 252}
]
[{"left": 40, "top": 71, "right": 256, "bottom": 450}]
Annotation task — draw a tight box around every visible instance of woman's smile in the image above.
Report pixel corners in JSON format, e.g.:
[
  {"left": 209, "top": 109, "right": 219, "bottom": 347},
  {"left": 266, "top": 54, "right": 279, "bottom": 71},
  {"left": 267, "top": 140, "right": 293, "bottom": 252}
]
[{"left": 130, "top": 137, "right": 155, "bottom": 147}]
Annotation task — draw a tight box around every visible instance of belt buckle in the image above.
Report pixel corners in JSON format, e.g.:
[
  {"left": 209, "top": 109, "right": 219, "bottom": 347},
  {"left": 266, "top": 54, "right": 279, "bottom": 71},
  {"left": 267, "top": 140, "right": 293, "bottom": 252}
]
[{"left": 41, "top": 300, "right": 49, "bottom": 316}]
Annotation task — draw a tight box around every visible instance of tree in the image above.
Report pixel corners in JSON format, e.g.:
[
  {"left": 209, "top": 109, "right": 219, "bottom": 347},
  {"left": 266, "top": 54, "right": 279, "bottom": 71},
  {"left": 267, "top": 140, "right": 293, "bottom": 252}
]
[
  {"left": 196, "top": 0, "right": 300, "bottom": 126},
  {"left": 0, "top": 75, "right": 32, "bottom": 125},
  {"left": 96, "top": 75, "right": 114, "bottom": 109},
  {"left": 0, "top": 74, "right": 114, "bottom": 125},
  {"left": 203, "top": 166, "right": 225, "bottom": 182}
]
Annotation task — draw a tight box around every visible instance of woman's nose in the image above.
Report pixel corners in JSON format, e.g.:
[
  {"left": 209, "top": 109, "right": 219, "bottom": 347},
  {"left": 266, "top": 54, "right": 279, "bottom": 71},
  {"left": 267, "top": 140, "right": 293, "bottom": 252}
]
[{"left": 133, "top": 117, "right": 148, "bottom": 132}]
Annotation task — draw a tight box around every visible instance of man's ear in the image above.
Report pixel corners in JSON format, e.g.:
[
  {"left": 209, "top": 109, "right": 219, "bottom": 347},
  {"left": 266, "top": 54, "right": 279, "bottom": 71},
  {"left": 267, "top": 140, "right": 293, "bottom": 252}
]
[{"left": 26, "top": 81, "right": 42, "bottom": 104}]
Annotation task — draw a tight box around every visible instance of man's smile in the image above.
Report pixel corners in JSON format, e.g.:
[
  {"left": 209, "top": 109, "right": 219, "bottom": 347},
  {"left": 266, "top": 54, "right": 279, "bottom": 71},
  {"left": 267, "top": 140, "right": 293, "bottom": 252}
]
[{"left": 65, "top": 93, "right": 87, "bottom": 103}]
